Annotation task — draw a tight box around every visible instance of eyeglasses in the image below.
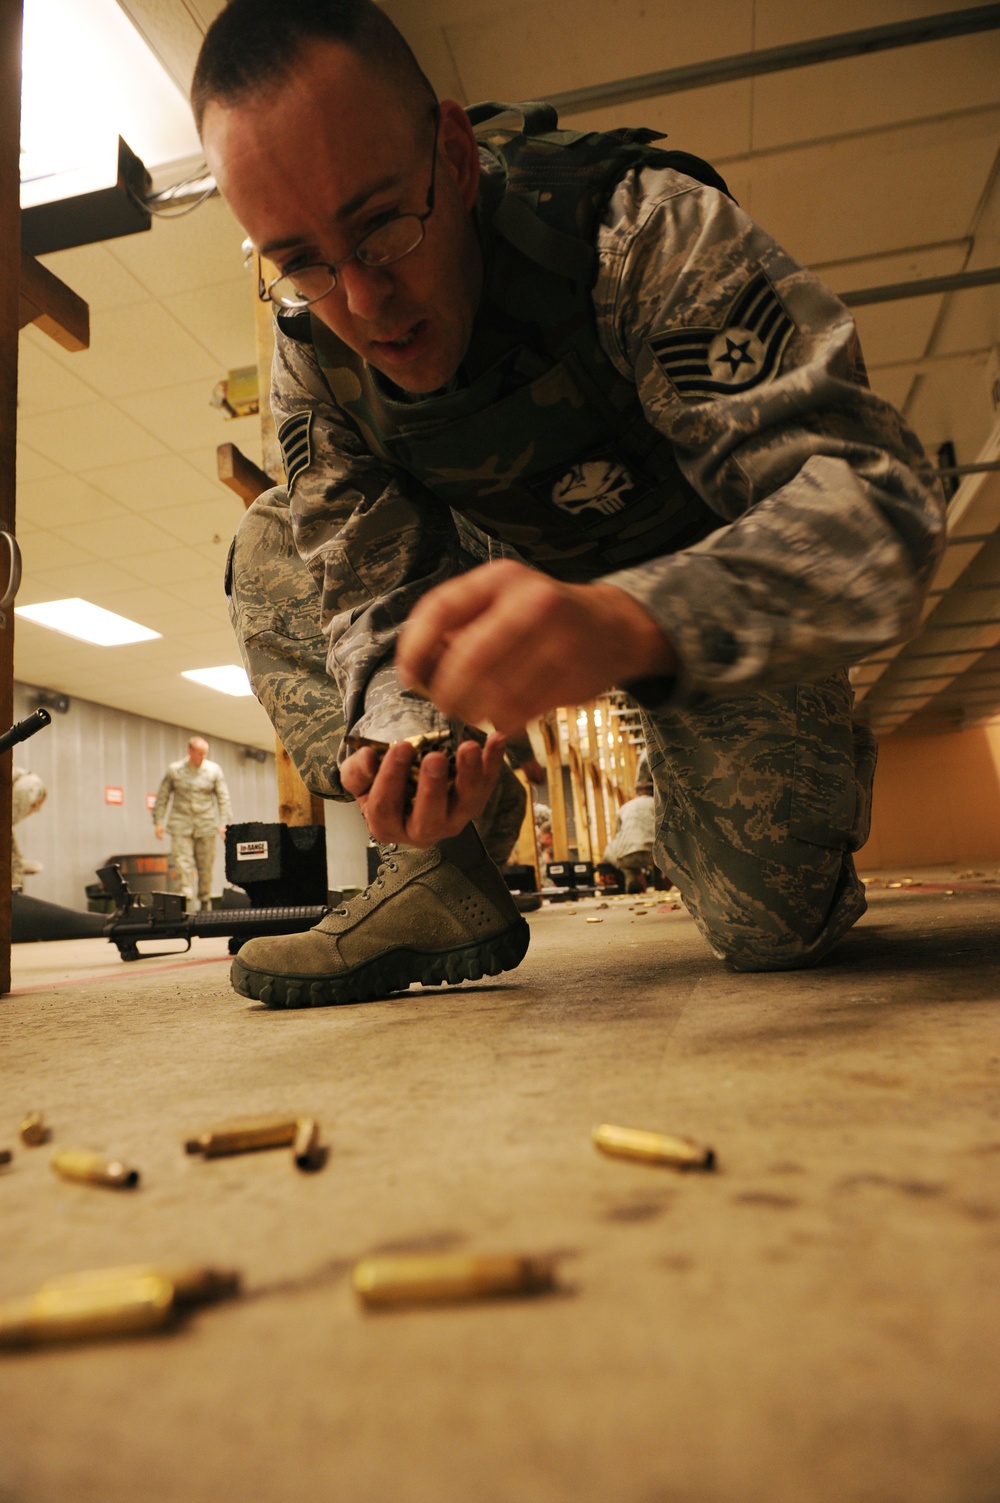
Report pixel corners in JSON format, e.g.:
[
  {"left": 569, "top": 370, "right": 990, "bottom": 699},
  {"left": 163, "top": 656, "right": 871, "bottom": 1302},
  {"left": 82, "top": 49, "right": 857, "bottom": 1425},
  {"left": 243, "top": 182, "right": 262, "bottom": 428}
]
[{"left": 251, "top": 107, "right": 440, "bottom": 311}]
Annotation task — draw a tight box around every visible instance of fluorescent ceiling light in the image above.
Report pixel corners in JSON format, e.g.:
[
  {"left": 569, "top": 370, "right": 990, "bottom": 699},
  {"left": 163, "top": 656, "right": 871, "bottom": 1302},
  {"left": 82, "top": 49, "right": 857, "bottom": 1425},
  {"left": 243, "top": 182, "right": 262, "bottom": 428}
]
[
  {"left": 182, "top": 666, "right": 254, "bottom": 698},
  {"left": 16, "top": 598, "right": 161, "bottom": 646},
  {"left": 20, "top": 0, "right": 200, "bottom": 209}
]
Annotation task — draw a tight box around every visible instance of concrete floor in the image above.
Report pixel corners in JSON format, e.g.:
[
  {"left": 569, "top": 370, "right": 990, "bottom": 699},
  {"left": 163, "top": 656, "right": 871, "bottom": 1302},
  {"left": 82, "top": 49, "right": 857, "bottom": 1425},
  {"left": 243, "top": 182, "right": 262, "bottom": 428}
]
[{"left": 0, "top": 876, "right": 998, "bottom": 1503}]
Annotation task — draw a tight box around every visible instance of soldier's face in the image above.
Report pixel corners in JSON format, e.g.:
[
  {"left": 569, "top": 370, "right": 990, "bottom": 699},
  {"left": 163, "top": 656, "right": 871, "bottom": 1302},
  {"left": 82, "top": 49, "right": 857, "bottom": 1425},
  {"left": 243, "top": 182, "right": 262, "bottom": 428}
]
[
  {"left": 188, "top": 744, "right": 206, "bottom": 766},
  {"left": 203, "top": 44, "right": 484, "bottom": 394}
]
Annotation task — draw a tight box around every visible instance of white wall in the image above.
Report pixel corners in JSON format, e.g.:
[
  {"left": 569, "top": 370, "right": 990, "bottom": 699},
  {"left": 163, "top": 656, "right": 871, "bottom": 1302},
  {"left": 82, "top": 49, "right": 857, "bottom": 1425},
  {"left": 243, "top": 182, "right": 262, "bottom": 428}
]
[{"left": 11, "top": 681, "right": 278, "bottom": 910}]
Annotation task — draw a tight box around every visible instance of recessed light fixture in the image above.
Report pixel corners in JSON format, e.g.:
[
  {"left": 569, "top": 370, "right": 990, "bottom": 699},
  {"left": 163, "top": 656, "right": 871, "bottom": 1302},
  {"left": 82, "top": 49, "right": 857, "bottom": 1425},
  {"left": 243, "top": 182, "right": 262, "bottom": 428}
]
[
  {"left": 15, "top": 598, "right": 161, "bottom": 646},
  {"left": 20, "top": 0, "right": 200, "bottom": 211},
  {"left": 182, "top": 666, "right": 253, "bottom": 697}
]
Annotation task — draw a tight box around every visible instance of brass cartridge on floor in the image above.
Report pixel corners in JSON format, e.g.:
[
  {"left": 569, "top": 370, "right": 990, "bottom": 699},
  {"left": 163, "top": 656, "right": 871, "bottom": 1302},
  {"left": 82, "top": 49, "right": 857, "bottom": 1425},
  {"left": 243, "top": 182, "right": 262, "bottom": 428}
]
[
  {"left": 40, "top": 1264, "right": 241, "bottom": 1309},
  {"left": 51, "top": 1149, "right": 140, "bottom": 1188},
  {"left": 592, "top": 1122, "right": 716, "bottom": 1171},
  {"left": 19, "top": 1111, "right": 48, "bottom": 1146},
  {"left": 292, "top": 1117, "right": 324, "bottom": 1171},
  {"left": 185, "top": 1118, "right": 299, "bottom": 1158},
  {"left": 0, "top": 1272, "right": 174, "bottom": 1348},
  {"left": 353, "top": 1252, "right": 556, "bottom": 1308},
  {"left": 0, "top": 1149, "right": 11, "bottom": 1168}
]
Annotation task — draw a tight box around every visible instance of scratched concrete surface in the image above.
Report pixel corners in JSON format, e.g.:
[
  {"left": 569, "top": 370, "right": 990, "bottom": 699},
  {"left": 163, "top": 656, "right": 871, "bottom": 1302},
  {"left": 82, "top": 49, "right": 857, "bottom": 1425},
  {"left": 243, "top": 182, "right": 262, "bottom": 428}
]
[{"left": 0, "top": 887, "right": 998, "bottom": 1503}]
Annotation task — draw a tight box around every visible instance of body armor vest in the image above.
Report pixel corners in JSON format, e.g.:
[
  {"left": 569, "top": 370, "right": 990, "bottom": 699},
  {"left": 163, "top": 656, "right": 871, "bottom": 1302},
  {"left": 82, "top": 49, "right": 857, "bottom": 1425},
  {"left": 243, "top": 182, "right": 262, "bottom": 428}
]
[{"left": 291, "top": 103, "right": 731, "bottom": 583}]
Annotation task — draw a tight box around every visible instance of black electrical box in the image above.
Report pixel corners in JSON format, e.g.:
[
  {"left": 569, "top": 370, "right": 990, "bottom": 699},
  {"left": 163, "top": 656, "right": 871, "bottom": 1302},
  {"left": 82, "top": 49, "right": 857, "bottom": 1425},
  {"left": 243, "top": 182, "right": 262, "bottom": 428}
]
[{"left": 226, "top": 823, "right": 327, "bottom": 906}]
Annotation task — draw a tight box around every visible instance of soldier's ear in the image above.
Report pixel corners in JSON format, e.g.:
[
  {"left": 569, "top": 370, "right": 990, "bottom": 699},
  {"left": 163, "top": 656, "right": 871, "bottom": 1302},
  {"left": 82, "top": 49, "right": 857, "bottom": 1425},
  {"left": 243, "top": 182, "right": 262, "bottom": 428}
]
[{"left": 438, "top": 99, "right": 480, "bottom": 211}]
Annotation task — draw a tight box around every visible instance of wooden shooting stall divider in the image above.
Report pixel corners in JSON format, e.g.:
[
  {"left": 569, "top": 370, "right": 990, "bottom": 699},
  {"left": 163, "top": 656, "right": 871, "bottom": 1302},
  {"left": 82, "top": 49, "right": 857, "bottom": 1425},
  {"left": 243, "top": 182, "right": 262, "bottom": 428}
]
[{"left": 2, "top": 0, "right": 96, "bottom": 993}]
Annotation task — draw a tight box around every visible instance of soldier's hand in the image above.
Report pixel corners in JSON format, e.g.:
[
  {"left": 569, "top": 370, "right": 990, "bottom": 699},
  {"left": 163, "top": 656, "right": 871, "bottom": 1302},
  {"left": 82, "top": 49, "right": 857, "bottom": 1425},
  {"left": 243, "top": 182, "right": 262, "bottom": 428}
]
[
  {"left": 340, "top": 733, "right": 508, "bottom": 848},
  {"left": 154, "top": 824, "right": 164, "bottom": 840},
  {"left": 396, "top": 560, "right": 676, "bottom": 733}
]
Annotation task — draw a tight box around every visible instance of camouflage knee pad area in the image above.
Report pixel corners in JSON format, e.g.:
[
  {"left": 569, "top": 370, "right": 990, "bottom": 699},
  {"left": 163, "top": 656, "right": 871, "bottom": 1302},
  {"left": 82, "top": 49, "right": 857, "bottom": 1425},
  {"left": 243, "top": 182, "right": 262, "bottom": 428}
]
[{"left": 641, "top": 673, "right": 876, "bottom": 970}]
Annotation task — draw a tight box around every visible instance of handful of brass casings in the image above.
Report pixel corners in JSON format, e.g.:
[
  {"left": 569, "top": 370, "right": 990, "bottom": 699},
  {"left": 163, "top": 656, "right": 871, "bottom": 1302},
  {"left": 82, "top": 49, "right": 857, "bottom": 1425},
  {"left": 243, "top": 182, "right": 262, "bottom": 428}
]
[
  {"left": 0, "top": 1263, "right": 241, "bottom": 1349},
  {"left": 592, "top": 1122, "right": 715, "bottom": 1171},
  {"left": 352, "top": 1252, "right": 557, "bottom": 1309}
]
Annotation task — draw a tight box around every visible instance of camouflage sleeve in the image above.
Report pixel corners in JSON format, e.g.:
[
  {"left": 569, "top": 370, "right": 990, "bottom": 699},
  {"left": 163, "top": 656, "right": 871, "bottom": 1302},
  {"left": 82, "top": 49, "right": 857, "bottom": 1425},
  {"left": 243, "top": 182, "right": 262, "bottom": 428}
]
[
  {"left": 151, "top": 769, "right": 173, "bottom": 827},
  {"left": 271, "top": 321, "right": 460, "bottom": 742},
  {"left": 214, "top": 768, "right": 233, "bottom": 826},
  {"left": 591, "top": 169, "right": 946, "bottom": 703}
]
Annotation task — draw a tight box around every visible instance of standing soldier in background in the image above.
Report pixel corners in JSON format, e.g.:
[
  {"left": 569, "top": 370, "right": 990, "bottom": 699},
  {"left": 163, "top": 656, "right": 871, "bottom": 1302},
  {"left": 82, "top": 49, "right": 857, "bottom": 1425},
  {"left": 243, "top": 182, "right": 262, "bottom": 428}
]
[
  {"left": 153, "top": 737, "right": 233, "bottom": 912},
  {"left": 11, "top": 767, "right": 46, "bottom": 891}
]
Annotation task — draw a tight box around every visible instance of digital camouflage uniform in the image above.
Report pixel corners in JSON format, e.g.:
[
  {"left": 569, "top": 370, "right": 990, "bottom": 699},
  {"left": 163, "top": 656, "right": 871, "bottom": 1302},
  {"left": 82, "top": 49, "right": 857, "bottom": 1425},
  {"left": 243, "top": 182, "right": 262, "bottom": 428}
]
[
  {"left": 11, "top": 766, "right": 45, "bottom": 891},
  {"left": 227, "top": 106, "right": 944, "bottom": 971},
  {"left": 152, "top": 757, "right": 233, "bottom": 910}
]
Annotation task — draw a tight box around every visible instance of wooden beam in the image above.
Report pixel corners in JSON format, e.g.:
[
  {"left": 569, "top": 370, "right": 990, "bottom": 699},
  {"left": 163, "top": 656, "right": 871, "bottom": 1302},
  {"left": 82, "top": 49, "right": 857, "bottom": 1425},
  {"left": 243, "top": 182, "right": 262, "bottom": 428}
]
[
  {"left": 253, "top": 254, "right": 283, "bottom": 481},
  {"left": 18, "top": 250, "right": 89, "bottom": 350},
  {"left": 217, "top": 442, "right": 273, "bottom": 507},
  {"left": 510, "top": 768, "right": 541, "bottom": 888},
  {"left": 250, "top": 260, "right": 322, "bottom": 828},
  {"left": 276, "top": 740, "right": 325, "bottom": 827},
  {"left": 538, "top": 713, "right": 570, "bottom": 861},
  {"left": 0, "top": 1, "right": 23, "bottom": 994}
]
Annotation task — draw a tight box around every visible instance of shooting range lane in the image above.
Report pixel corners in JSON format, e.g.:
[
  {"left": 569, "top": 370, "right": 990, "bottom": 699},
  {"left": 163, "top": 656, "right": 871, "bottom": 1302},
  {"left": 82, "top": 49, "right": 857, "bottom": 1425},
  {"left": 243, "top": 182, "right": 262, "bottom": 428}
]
[{"left": 0, "top": 886, "right": 998, "bottom": 1503}]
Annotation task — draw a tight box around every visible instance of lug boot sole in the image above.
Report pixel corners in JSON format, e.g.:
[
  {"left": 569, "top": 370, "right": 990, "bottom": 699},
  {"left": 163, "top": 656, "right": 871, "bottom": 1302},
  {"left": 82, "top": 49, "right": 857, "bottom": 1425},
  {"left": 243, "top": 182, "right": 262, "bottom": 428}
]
[{"left": 230, "top": 918, "right": 530, "bottom": 1009}]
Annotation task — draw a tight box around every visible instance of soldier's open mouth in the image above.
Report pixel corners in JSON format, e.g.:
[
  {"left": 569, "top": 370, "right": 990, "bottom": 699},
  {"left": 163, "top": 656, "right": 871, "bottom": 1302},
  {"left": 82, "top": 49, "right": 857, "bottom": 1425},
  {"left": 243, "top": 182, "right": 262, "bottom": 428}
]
[{"left": 373, "top": 321, "right": 426, "bottom": 358}]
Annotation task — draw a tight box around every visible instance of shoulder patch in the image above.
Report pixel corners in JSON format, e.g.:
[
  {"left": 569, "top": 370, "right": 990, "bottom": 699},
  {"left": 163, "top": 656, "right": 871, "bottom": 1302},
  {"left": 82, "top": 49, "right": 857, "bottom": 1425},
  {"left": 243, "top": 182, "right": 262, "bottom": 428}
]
[
  {"left": 647, "top": 271, "right": 794, "bottom": 402},
  {"left": 277, "top": 410, "right": 313, "bottom": 492}
]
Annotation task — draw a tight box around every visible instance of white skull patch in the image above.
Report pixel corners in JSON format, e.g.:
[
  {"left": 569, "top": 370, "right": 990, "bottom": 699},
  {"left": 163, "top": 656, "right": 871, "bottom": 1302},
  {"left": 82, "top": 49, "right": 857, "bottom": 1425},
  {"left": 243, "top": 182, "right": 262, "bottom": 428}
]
[{"left": 551, "top": 460, "right": 636, "bottom": 517}]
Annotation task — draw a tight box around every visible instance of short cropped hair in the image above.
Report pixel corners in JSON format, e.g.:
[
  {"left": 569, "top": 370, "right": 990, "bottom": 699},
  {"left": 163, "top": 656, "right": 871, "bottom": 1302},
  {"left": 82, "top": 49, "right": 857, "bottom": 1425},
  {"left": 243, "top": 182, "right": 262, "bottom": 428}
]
[{"left": 191, "top": 0, "right": 437, "bottom": 133}]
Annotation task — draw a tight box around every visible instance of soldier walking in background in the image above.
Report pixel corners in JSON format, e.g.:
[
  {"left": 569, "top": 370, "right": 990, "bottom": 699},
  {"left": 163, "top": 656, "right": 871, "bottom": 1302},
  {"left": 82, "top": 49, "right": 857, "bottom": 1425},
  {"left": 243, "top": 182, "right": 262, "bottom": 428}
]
[{"left": 153, "top": 737, "right": 233, "bottom": 912}]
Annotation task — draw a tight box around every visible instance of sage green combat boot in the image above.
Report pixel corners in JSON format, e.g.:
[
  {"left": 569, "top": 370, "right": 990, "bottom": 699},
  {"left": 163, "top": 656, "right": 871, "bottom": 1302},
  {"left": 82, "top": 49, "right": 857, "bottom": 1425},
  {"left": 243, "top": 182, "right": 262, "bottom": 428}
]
[{"left": 230, "top": 824, "right": 530, "bottom": 1008}]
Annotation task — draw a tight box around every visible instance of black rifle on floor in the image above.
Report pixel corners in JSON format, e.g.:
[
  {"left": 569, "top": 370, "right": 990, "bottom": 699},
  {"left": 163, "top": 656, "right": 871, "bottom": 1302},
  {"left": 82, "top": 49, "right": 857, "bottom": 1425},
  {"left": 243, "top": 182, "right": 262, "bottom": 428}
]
[{"left": 98, "top": 863, "right": 330, "bottom": 963}]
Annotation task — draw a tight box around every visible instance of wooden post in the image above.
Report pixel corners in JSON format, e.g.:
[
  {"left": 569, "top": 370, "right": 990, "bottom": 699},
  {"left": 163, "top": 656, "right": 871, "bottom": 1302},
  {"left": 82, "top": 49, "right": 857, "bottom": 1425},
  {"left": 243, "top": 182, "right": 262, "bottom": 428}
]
[
  {"left": 510, "top": 769, "right": 541, "bottom": 889},
  {"left": 538, "top": 713, "right": 570, "bottom": 862},
  {"left": 565, "top": 710, "right": 592, "bottom": 862},
  {"left": 250, "top": 257, "right": 322, "bottom": 828},
  {"left": 585, "top": 704, "right": 609, "bottom": 859},
  {"left": 0, "top": 1, "right": 22, "bottom": 994}
]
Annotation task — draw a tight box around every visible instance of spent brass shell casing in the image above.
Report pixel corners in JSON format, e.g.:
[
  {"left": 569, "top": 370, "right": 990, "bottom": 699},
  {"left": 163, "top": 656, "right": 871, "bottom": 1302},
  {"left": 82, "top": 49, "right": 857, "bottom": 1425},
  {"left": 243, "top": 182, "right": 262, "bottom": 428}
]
[
  {"left": 19, "top": 1111, "right": 48, "bottom": 1146},
  {"left": 292, "top": 1117, "right": 324, "bottom": 1171},
  {"left": 352, "top": 1252, "right": 556, "bottom": 1308},
  {"left": 0, "top": 1149, "right": 11, "bottom": 1168},
  {"left": 592, "top": 1122, "right": 716, "bottom": 1171},
  {"left": 40, "top": 1264, "right": 241, "bottom": 1310},
  {"left": 0, "top": 1273, "right": 174, "bottom": 1349},
  {"left": 184, "top": 1118, "right": 300, "bottom": 1158},
  {"left": 51, "top": 1149, "right": 140, "bottom": 1189}
]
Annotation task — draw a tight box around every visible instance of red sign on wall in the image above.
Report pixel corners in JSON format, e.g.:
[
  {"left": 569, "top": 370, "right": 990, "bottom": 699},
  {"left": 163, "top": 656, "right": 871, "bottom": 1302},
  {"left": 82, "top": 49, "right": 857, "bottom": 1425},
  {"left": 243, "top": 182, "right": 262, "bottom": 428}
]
[
  {"left": 146, "top": 793, "right": 156, "bottom": 811},
  {"left": 105, "top": 786, "right": 124, "bottom": 805}
]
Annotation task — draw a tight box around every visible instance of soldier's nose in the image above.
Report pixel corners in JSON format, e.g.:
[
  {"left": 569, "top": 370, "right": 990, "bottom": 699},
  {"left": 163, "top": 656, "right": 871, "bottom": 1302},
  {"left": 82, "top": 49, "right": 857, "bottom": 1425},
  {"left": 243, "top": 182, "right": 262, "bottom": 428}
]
[{"left": 340, "top": 259, "right": 394, "bottom": 319}]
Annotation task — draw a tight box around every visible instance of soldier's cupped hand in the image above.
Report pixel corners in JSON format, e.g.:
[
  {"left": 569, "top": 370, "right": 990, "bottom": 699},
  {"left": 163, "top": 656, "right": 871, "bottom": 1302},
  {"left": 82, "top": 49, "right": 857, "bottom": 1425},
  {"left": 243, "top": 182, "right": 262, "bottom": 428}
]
[
  {"left": 340, "top": 733, "right": 508, "bottom": 848},
  {"left": 396, "top": 558, "right": 676, "bottom": 734}
]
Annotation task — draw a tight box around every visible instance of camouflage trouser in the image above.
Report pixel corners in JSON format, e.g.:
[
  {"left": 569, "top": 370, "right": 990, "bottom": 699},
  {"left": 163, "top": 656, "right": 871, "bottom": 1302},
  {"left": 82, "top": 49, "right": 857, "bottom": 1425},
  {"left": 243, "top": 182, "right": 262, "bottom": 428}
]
[
  {"left": 171, "top": 831, "right": 216, "bottom": 909},
  {"left": 227, "top": 488, "right": 874, "bottom": 970},
  {"left": 226, "top": 488, "right": 525, "bottom": 866},
  {"left": 642, "top": 677, "right": 876, "bottom": 970}
]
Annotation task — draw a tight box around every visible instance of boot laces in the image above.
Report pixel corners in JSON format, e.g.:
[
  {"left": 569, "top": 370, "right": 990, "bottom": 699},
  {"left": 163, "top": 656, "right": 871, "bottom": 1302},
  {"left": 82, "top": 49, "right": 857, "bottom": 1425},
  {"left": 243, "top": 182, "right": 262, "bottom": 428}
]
[{"left": 333, "top": 843, "right": 399, "bottom": 916}]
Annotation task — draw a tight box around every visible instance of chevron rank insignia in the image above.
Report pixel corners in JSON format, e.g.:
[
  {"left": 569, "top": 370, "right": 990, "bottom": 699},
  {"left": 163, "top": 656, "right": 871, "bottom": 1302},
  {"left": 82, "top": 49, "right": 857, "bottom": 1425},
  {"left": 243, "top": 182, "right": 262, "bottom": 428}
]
[
  {"left": 647, "top": 271, "right": 795, "bottom": 401},
  {"left": 277, "top": 410, "right": 313, "bottom": 491}
]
